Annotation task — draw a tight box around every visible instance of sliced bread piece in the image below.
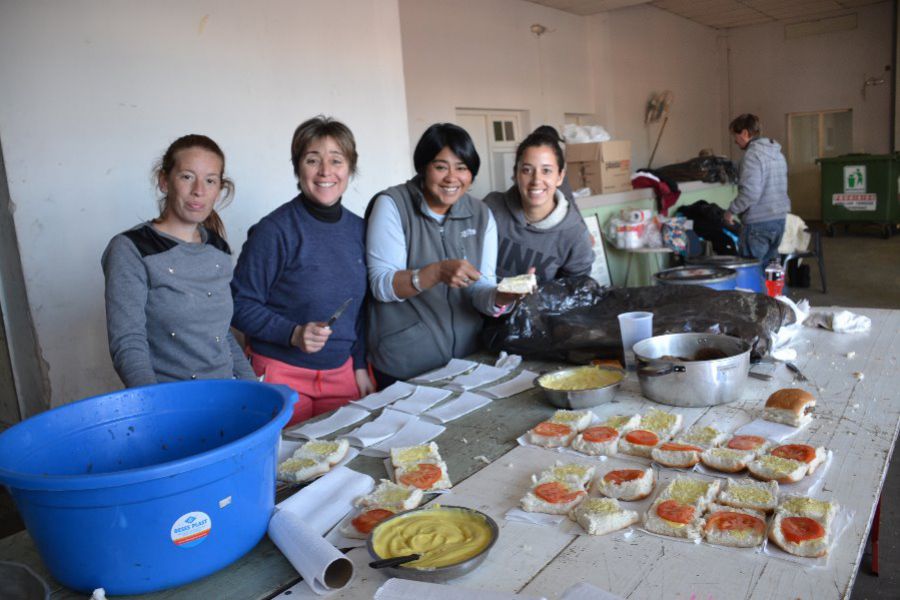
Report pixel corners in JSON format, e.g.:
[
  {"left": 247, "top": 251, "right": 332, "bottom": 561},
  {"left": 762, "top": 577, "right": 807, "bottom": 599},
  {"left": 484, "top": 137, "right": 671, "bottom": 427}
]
[
  {"left": 747, "top": 454, "right": 808, "bottom": 483},
  {"left": 521, "top": 480, "right": 587, "bottom": 515},
  {"left": 339, "top": 508, "right": 396, "bottom": 539},
  {"left": 526, "top": 421, "right": 576, "bottom": 448},
  {"left": 549, "top": 409, "right": 594, "bottom": 432},
  {"left": 395, "top": 460, "right": 452, "bottom": 492},
  {"left": 534, "top": 462, "right": 596, "bottom": 489},
  {"left": 770, "top": 443, "right": 827, "bottom": 475},
  {"left": 717, "top": 478, "right": 779, "bottom": 513},
  {"left": 294, "top": 438, "right": 350, "bottom": 465},
  {"left": 700, "top": 447, "right": 756, "bottom": 473},
  {"left": 618, "top": 429, "right": 661, "bottom": 458},
  {"left": 601, "top": 413, "right": 641, "bottom": 433},
  {"left": 678, "top": 425, "right": 727, "bottom": 449},
  {"left": 643, "top": 497, "right": 703, "bottom": 540},
  {"left": 390, "top": 442, "right": 442, "bottom": 468},
  {"left": 703, "top": 505, "right": 767, "bottom": 548},
  {"left": 651, "top": 442, "right": 704, "bottom": 469},
  {"left": 354, "top": 479, "right": 423, "bottom": 512},
  {"left": 571, "top": 426, "right": 619, "bottom": 456},
  {"left": 660, "top": 475, "right": 720, "bottom": 510},
  {"left": 640, "top": 407, "right": 683, "bottom": 438},
  {"left": 277, "top": 456, "right": 330, "bottom": 483},
  {"left": 596, "top": 467, "right": 655, "bottom": 501},
  {"left": 571, "top": 497, "right": 640, "bottom": 535}
]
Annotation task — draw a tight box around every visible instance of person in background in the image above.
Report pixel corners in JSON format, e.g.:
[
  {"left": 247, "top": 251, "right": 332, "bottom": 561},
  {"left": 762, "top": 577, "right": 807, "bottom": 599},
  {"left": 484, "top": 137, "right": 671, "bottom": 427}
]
[
  {"left": 484, "top": 130, "right": 593, "bottom": 282},
  {"left": 231, "top": 116, "right": 372, "bottom": 426},
  {"left": 102, "top": 134, "right": 256, "bottom": 387},
  {"left": 366, "top": 123, "right": 523, "bottom": 387},
  {"left": 724, "top": 113, "right": 791, "bottom": 270}
]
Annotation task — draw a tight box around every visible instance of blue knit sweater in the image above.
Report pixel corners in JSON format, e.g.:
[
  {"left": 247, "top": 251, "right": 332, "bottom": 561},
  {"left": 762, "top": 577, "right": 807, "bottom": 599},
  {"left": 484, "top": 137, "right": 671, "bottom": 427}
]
[{"left": 231, "top": 195, "right": 367, "bottom": 370}]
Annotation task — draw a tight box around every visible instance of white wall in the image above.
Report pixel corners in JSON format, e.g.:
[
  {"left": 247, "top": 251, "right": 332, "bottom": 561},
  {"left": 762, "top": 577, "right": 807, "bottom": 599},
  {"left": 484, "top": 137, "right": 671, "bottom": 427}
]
[
  {"left": 398, "top": 0, "right": 594, "bottom": 147},
  {"left": 588, "top": 5, "right": 728, "bottom": 169},
  {"left": 727, "top": 2, "right": 893, "bottom": 156},
  {"left": 0, "top": 0, "right": 411, "bottom": 406}
]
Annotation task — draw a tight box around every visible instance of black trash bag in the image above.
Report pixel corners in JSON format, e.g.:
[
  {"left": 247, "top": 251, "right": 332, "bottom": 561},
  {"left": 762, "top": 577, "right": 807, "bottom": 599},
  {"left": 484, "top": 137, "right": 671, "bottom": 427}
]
[
  {"left": 483, "top": 276, "right": 791, "bottom": 364},
  {"left": 653, "top": 155, "right": 738, "bottom": 184},
  {"left": 676, "top": 200, "right": 741, "bottom": 256}
]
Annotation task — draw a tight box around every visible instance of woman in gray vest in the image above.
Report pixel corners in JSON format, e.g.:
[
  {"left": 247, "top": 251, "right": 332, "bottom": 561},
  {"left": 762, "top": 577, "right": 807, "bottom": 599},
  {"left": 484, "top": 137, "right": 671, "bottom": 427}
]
[
  {"left": 366, "top": 123, "right": 522, "bottom": 386},
  {"left": 484, "top": 130, "right": 593, "bottom": 282}
]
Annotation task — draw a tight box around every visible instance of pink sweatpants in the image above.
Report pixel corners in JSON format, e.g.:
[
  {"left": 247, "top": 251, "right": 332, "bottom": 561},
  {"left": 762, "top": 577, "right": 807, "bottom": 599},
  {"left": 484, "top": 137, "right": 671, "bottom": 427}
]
[{"left": 249, "top": 352, "right": 360, "bottom": 427}]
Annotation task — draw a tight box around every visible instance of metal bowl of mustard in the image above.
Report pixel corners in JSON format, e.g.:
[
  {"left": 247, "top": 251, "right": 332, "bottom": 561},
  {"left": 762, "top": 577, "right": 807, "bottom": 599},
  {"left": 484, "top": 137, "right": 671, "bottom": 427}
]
[
  {"left": 534, "top": 365, "right": 625, "bottom": 409},
  {"left": 366, "top": 505, "right": 499, "bottom": 582}
]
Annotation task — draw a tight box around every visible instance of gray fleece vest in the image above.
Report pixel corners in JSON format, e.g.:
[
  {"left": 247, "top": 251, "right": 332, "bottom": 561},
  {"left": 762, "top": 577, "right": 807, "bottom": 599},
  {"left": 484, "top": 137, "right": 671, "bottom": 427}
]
[{"left": 366, "top": 178, "right": 489, "bottom": 379}]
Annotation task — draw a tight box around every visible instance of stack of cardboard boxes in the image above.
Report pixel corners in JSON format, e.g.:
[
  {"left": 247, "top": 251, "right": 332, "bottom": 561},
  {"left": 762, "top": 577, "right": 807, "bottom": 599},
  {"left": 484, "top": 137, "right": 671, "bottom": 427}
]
[{"left": 566, "top": 140, "right": 633, "bottom": 195}]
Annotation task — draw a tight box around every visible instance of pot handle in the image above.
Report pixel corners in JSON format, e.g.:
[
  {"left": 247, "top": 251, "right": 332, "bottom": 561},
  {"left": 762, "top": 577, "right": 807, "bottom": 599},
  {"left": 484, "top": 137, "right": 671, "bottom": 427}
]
[{"left": 638, "top": 361, "right": 686, "bottom": 377}]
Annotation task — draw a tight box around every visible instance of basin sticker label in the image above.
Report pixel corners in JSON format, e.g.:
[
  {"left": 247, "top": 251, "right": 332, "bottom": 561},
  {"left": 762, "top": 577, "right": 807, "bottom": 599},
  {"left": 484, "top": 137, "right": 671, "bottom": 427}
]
[{"left": 171, "top": 511, "right": 212, "bottom": 548}]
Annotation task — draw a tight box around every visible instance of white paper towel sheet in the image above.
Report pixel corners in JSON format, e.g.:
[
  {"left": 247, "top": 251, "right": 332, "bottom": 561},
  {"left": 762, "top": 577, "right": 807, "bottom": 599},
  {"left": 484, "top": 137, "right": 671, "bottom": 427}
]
[
  {"left": 411, "top": 358, "right": 478, "bottom": 383},
  {"left": 285, "top": 405, "right": 372, "bottom": 440},
  {"left": 560, "top": 582, "right": 624, "bottom": 600},
  {"left": 340, "top": 409, "right": 418, "bottom": 448},
  {"left": 276, "top": 466, "right": 375, "bottom": 534},
  {"left": 423, "top": 392, "right": 492, "bottom": 423},
  {"left": 735, "top": 418, "right": 809, "bottom": 442},
  {"left": 354, "top": 381, "right": 416, "bottom": 411},
  {"left": 480, "top": 370, "right": 538, "bottom": 399},
  {"left": 445, "top": 363, "right": 512, "bottom": 391},
  {"left": 268, "top": 509, "right": 354, "bottom": 595},
  {"left": 391, "top": 386, "right": 453, "bottom": 415},
  {"left": 362, "top": 417, "right": 446, "bottom": 458},
  {"left": 374, "top": 578, "right": 548, "bottom": 600}
]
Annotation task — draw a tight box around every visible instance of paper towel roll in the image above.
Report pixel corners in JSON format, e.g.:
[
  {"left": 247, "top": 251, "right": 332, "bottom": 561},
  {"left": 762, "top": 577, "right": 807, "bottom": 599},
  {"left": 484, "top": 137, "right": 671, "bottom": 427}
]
[{"left": 268, "top": 509, "right": 354, "bottom": 595}]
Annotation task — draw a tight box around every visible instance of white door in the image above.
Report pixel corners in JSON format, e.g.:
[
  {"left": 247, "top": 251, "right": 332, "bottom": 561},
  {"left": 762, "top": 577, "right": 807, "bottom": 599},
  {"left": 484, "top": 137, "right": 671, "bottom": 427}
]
[
  {"left": 456, "top": 113, "right": 492, "bottom": 199},
  {"left": 456, "top": 109, "right": 526, "bottom": 199},
  {"left": 787, "top": 109, "right": 853, "bottom": 219}
]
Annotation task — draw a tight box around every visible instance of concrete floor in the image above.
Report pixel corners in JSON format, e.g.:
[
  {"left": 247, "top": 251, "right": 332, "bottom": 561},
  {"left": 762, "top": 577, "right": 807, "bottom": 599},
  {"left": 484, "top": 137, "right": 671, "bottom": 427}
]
[{"left": 0, "top": 226, "right": 897, "bottom": 597}]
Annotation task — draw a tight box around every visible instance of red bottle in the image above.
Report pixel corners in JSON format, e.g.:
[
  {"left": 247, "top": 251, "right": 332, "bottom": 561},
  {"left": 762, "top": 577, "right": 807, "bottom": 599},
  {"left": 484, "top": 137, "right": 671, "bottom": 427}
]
[{"left": 764, "top": 259, "right": 785, "bottom": 297}]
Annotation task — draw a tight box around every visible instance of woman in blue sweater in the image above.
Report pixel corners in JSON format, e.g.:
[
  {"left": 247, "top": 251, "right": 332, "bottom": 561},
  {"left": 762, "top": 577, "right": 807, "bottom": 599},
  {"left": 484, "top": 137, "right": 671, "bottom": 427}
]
[{"left": 231, "top": 117, "right": 373, "bottom": 426}]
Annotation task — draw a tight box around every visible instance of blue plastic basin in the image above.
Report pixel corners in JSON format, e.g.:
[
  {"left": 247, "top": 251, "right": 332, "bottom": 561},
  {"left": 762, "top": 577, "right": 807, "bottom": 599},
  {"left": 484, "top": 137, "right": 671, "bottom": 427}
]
[{"left": 0, "top": 380, "right": 295, "bottom": 595}]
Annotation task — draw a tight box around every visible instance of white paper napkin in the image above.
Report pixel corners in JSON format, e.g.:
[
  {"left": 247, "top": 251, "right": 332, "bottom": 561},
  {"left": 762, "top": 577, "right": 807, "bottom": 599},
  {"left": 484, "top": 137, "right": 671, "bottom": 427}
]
[
  {"left": 410, "top": 358, "right": 477, "bottom": 383},
  {"left": 374, "top": 578, "right": 547, "bottom": 600},
  {"left": 422, "top": 392, "right": 492, "bottom": 423},
  {"left": 561, "top": 582, "right": 625, "bottom": 600},
  {"left": 276, "top": 466, "right": 375, "bottom": 535},
  {"left": 735, "top": 418, "right": 808, "bottom": 442},
  {"left": 353, "top": 381, "right": 416, "bottom": 411},
  {"left": 390, "top": 386, "right": 453, "bottom": 415},
  {"left": 362, "top": 417, "right": 446, "bottom": 458},
  {"left": 480, "top": 370, "right": 538, "bottom": 399},
  {"left": 268, "top": 509, "right": 354, "bottom": 595},
  {"left": 446, "top": 363, "right": 511, "bottom": 391},
  {"left": 285, "top": 405, "right": 371, "bottom": 440},
  {"left": 339, "top": 409, "right": 418, "bottom": 448},
  {"left": 504, "top": 508, "right": 569, "bottom": 527}
]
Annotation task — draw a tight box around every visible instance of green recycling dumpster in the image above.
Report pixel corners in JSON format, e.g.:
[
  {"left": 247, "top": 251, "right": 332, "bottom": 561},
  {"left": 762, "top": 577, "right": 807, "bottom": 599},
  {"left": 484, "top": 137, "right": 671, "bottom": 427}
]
[{"left": 817, "top": 153, "right": 900, "bottom": 238}]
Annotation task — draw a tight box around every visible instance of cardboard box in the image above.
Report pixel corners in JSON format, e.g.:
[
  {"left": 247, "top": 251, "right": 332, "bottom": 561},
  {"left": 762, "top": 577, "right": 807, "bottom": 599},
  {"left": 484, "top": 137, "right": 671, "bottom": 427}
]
[{"left": 566, "top": 140, "right": 632, "bottom": 195}]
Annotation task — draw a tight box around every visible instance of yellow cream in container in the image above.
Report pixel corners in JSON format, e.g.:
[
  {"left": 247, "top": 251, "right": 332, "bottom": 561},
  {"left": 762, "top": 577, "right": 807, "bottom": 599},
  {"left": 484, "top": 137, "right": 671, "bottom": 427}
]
[
  {"left": 371, "top": 506, "right": 494, "bottom": 569},
  {"left": 538, "top": 367, "right": 623, "bottom": 391}
]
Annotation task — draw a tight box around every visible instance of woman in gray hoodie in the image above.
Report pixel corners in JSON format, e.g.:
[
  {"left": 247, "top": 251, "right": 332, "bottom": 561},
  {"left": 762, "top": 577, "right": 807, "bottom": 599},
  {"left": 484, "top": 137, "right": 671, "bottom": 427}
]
[{"left": 484, "top": 131, "right": 594, "bottom": 282}]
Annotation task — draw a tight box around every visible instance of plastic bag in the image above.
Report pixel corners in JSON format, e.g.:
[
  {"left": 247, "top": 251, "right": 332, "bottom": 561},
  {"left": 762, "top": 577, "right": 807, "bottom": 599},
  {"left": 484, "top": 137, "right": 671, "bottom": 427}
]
[
  {"left": 483, "top": 276, "right": 792, "bottom": 363},
  {"left": 654, "top": 155, "right": 738, "bottom": 184}
]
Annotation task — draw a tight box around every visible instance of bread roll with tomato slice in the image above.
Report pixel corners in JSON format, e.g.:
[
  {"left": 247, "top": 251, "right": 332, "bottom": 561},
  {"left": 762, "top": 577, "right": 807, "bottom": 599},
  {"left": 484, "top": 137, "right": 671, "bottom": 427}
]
[
  {"left": 747, "top": 454, "right": 808, "bottom": 483},
  {"left": 769, "top": 443, "right": 827, "bottom": 475},
  {"left": 677, "top": 425, "right": 727, "bottom": 449},
  {"left": 702, "top": 505, "right": 767, "bottom": 548},
  {"left": 651, "top": 442, "right": 704, "bottom": 468},
  {"left": 778, "top": 495, "right": 838, "bottom": 528},
  {"left": 723, "top": 434, "right": 772, "bottom": 456},
  {"left": 571, "top": 497, "right": 640, "bottom": 536},
  {"left": 549, "top": 409, "right": 594, "bottom": 433},
  {"left": 520, "top": 480, "right": 587, "bottom": 515},
  {"left": 659, "top": 475, "right": 720, "bottom": 510},
  {"left": 596, "top": 467, "right": 654, "bottom": 501},
  {"left": 395, "top": 460, "right": 451, "bottom": 492},
  {"left": 354, "top": 479, "right": 423, "bottom": 512},
  {"left": 571, "top": 425, "right": 620, "bottom": 456},
  {"left": 768, "top": 513, "right": 830, "bottom": 558},
  {"left": 534, "top": 462, "right": 596, "bottom": 489},
  {"left": 527, "top": 420, "right": 576, "bottom": 448},
  {"left": 700, "top": 447, "right": 756, "bottom": 473},
  {"left": 339, "top": 508, "right": 396, "bottom": 539},
  {"left": 717, "top": 479, "right": 779, "bottom": 513},
  {"left": 764, "top": 388, "right": 815, "bottom": 428},
  {"left": 640, "top": 408, "right": 683, "bottom": 438},
  {"left": 643, "top": 497, "right": 703, "bottom": 540},
  {"left": 618, "top": 428, "right": 661, "bottom": 458},
  {"left": 390, "top": 442, "right": 442, "bottom": 469}
]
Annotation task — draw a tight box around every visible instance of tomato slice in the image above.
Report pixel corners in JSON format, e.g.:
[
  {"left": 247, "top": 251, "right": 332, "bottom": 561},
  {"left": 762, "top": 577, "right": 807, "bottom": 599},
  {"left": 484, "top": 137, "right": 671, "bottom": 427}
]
[
  {"left": 532, "top": 421, "right": 573, "bottom": 437},
  {"left": 771, "top": 444, "right": 816, "bottom": 463},
  {"left": 704, "top": 511, "right": 765, "bottom": 535},
  {"left": 658, "top": 442, "right": 703, "bottom": 453},
  {"left": 398, "top": 463, "right": 443, "bottom": 489},
  {"left": 656, "top": 499, "right": 695, "bottom": 524},
  {"left": 534, "top": 481, "right": 585, "bottom": 504},
  {"left": 727, "top": 435, "right": 766, "bottom": 451},
  {"left": 624, "top": 429, "right": 659, "bottom": 446},
  {"left": 781, "top": 516, "right": 825, "bottom": 543},
  {"left": 350, "top": 509, "right": 394, "bottom": 535},
  {"left": 603, "top": 469, "right": 645, "bottom": 484},
  {"left": 582, "top": 426, "right": 618, "bottom": 443}
]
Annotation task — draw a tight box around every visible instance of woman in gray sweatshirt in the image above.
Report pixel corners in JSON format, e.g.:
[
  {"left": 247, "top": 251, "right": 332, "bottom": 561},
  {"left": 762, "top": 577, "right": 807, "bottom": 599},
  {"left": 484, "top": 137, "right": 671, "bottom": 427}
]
[
  {"left": 102, "top": 134, "right": 256, "bottom": 387},
  {"left": 484, "top": 131, "right": 593, "bottom": 282}
]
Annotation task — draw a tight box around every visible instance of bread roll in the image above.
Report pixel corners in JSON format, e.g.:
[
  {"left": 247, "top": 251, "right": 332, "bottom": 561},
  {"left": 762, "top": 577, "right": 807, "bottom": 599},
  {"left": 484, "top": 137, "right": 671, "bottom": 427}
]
[
  {"left": 527, "top": 421, "right": 576, "bottom": 447},
  {"left": 764, "top": 388, "right": 816, "bottom": 427},
  {"left": 521, "top": 480, "right": 587, "bottom": 515},
  {"left": 294, "top": 438, "right": 350, "bottom": 465},
  {"left": 641, "top": 408, "right": 683, "bottom": 438},
  {"left": 717, "top": 479, "right": 779, "bottom": 513},
  {"left": 702, "top": 506, "right": 766, "bottom": 548},
  {"left": 596, "top": 467, "right": 654, "bottom": 501},
  {"left": 571, "top": 426, "right": 619, "bottom": 456},
  {"left": 700, "top": 447, "right": 756, "bottom": 473},
  {"left": 651, "top": 442, "right": 704, "bottom": 468},
  {"left": 747, "top": 454, "right": 808, "bottom": 483},
  {"left": 678, "top": 425, "right": 727, "bottom": 449},
  {"left": 354, "top": 479, "right": 424, "bottom": 512},
  {"left": 390, "top": 442, "right": 442, "bottom": 468},
  {"left": 550, "top": 409, "right": 594, "bottom": 432},
  {"left": 643, "top": 497, "right": 703, "bottom": 540},
  {"left": 571, "top": 498, "right": 639, "bottom": 535},
  {"left": 618, "top": 429, "right": 661, "bottom": 458},
  {"left": 277, "top": 457, "right": 330, "bottom": 482}
]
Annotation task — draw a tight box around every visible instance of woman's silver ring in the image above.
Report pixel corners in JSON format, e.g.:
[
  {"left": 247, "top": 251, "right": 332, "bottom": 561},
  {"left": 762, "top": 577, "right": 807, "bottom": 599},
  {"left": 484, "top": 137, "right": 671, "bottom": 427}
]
[{"left": 462, "top": 277, "right": 470, "bottom": 284}]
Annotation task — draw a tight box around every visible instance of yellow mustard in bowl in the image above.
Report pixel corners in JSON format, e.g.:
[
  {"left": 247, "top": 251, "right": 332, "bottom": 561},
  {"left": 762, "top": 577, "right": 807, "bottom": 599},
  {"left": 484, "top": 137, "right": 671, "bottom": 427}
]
[
  {"left": 371, "top": 506, "right": 494, "bottom": 569},
  {"left": 538, "top": 367, "right": 623, "bottom": 391}
]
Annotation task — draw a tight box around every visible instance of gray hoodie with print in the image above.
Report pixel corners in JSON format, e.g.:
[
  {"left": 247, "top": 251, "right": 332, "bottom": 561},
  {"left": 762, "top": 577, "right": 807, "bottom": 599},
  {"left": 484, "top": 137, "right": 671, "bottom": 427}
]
[
  {"left": 485, "top": 186, "right": 593, "bottom": 282},
  {"left": 728, "top": 137, "right": 791, "bottom": 224}
]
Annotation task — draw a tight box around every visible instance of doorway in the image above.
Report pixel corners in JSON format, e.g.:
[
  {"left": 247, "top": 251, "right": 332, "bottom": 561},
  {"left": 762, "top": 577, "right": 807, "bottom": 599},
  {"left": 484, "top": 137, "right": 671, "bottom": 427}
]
[
  {"left": 456, "top": 109, "right": 527, "bottom": 199},
  {"left": 786, "top": 109, "right": 853, "bottom": 219}
]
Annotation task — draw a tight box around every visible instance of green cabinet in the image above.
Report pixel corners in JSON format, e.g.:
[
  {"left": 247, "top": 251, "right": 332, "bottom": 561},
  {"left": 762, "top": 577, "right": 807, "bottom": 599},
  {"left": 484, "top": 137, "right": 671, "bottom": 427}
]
[{"left": 817, "top": 154, "right": 899, "bottom": 238}]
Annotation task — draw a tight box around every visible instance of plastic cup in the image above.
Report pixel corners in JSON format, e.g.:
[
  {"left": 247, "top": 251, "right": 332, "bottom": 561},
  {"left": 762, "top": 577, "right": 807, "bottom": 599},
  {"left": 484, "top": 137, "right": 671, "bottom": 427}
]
[{"left": 618, "top": 311, "right": 654, "bottom": 370}]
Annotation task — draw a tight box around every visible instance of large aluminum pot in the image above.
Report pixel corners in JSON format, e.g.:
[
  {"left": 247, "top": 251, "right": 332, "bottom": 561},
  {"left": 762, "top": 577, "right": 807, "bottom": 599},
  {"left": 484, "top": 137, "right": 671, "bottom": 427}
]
[{"left": 633, "top": 333, "right": 750, "bottom": 407}]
